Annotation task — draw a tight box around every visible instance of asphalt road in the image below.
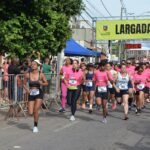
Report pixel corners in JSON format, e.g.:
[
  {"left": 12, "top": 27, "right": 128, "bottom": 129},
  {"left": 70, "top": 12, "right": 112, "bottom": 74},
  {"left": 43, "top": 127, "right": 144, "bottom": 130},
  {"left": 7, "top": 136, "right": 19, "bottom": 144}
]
[{"left": 0, "top": 103, "right": 150, "bottom": 150}]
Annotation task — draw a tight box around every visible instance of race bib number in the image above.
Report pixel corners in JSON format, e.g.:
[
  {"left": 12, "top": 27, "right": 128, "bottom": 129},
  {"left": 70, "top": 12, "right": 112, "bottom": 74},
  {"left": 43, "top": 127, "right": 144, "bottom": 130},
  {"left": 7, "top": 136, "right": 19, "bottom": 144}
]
[
  {"left": 69, "top": 79, "right": 77, "bottom": 85},
  {"left": 86, "top": 81, "right": 93, "bottom": 87},
  {"left": 137, "top": 84, "right": 145, "bottom": 90},
  {"left": 98, "top": 86, "right": 107, "bottom": 93},
  {"left": 119, "top": 83, "right": 128, "bottom": 90},
  {"left": 30, "top": 89, "right": 40, "bottom": 96}
]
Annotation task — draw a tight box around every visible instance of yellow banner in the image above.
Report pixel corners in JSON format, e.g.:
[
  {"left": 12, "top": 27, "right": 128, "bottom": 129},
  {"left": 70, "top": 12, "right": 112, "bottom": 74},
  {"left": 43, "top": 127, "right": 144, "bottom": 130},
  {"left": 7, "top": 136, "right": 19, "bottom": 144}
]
[{"left": 96, "top": 20, "right": 150, "bottom": 40}]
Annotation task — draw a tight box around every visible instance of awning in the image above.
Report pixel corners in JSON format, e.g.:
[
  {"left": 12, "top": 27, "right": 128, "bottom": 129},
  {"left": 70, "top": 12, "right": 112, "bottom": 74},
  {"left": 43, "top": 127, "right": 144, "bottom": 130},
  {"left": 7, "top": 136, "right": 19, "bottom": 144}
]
[{"left": 64, "top": 38, "right": 100, "bottom": 57}]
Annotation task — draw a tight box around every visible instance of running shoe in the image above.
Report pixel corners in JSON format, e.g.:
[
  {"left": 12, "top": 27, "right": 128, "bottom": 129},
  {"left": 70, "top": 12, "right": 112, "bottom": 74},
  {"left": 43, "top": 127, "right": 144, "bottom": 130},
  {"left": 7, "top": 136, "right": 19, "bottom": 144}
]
[
  {"left": 59, "top": 108, "right": 66, "bottom": 113},
  {"left": 102, "top": 118, "right": 107, "bottom": 124},
  {"left": 123, "top": 116, "right": 129, "bottom": 120},
  {"left": 135, "top": 108, "right": 138, "bottom": 114},
  {"left": 33, "top": 127, "right": 39, "bottom": 133},
  {"left": 89, "top": 109, "right": 93, "bottom": 114},
  {"left": 70, "top": 115, "right": 75, "bottom": 121},
  {"left": 138, "top": 109, "right": 142, "bottom": 113},
  {"left": 146, "top": 99, "right": 150, "bottom": 103},
  {"left": 141, "top": 105, "right": 146, "bottom": 109}
]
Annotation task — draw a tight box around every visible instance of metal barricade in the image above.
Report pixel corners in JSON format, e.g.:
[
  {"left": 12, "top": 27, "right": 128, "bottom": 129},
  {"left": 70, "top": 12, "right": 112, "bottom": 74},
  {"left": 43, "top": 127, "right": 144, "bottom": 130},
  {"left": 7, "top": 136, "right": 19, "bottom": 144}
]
[
  {"left": 0, "top": 74, "right": 19, "bottom": 120},
  {"left": 0, "top": 72, "right": 61, "bottom": 120},
  {"left": 42, "top": 73, "right": 61, "bottom": 112}
]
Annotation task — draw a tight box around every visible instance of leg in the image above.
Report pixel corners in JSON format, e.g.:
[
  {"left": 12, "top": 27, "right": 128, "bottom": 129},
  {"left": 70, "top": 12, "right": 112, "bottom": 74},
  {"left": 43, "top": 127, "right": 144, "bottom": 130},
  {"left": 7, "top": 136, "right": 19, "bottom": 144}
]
[
  {"left": 67, "top": 89, "right": 72, "bottom": 106},
  {"left": 122, "top": 94, "right": 129, "bottom": 119},
  {"left": 96, "top": 97, "right": 102, "bottom": 106},
  {"left": 111, "top": 93, "right": 117, "bottom": 110},
  {"left": 128, "top": 88, "right": 134, "bottom": 107},
  {"left": 82, "top": 91, "right": 87, "bottom": 109},
  {"left": 139, "top": 91, "right": 144, "bottom": 110},
  {"left": 89, "top": 91, "right": 95, "bottom": 110},
  {"left": 61, "top": 82, "right": 67, "bottom": 109},
  {"left": 28, "top": 101, "right": 35, "bottom": 115},
  {"left": 71, "top": 87, "right": 81, "bottom": 116},
  {"left": 102, "top": 99, "right": 107, "bottom": 118},
  {"left": 33, "top": 99, "right": 43, "bottom": 126}
]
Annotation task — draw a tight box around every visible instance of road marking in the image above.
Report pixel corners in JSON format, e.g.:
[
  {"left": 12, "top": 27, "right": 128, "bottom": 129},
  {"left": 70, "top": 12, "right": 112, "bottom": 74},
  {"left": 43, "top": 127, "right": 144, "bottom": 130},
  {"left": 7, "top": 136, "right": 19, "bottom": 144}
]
[
  {"left": 54, "top": 121, "right": 79, "bottom": 132},
  {"left": 13, "top": 146, "right": 21, "bottom": 149}
]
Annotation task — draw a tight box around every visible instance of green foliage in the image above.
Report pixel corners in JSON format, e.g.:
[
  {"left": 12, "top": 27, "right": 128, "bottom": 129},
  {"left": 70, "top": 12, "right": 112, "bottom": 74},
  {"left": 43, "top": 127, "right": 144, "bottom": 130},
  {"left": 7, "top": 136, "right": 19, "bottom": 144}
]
[{"left": 0, "top": 0, "right": 84, "bottom": 59}]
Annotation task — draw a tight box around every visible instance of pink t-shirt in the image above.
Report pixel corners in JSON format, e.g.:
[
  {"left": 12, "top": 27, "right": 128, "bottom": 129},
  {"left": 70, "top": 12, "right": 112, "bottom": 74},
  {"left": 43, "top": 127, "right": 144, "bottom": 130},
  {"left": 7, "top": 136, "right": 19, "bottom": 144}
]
[
  {"left": 144, "top": 69, "right": 150, "bottom": 87},
  {"left": 126, "top": 66, "right": 135, "bottom": 78},
  {"left": 61, "top": 65, "right": 72, "bottom": 82},
  {"left": 62, "top": 65, "right": 72, "bottom": 75},
  {"left": 106, "top": 70, "right": 116, "bottom": 81},
  {"left": 133, "top": 72, "right": 146, "bottom": 91},
  {"left": 65, "top": 69, "right": 84, "bottom": 87},
  {"left": 93, "top": 70, "right": 109, "bottom": 86}
]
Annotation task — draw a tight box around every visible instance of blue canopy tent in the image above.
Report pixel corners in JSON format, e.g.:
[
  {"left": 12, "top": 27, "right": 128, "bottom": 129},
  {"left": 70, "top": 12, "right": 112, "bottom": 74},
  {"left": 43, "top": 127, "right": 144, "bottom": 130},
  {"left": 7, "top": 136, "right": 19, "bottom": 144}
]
[
  {"left": 64, "top": 38, "right": 100, "bottom": 57},
  {"left": 87, "top": 48, "right": 101, "bottom": 57}
]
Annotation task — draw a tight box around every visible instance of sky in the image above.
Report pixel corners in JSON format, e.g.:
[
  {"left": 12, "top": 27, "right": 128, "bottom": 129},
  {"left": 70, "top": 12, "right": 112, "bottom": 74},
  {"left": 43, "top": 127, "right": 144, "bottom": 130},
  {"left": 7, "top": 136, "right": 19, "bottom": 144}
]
[{"left": 82, "top": 0, "right": 150, "bottom": 21}]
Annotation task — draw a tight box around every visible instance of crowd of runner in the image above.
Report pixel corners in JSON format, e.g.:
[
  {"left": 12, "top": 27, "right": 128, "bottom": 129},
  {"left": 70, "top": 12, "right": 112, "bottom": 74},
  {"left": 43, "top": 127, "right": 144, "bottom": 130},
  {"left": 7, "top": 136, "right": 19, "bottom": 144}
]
[
  {"left": 59, "top": 58, "right": 150, "bottom": 124},
  {"left": 0, "top": 57, "right": 150, "bottom": 133}
]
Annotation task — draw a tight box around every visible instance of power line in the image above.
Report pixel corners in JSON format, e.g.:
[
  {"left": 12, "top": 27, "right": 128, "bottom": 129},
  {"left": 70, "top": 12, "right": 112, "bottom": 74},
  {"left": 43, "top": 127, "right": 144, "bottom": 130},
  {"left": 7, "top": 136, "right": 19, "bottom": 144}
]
[
  {"left": 86, "top": 6, "right": 96, "bottom": 17},
  {"left": 85, "top": 0, "right": 106, "bottom": 18},
  {"left": 80, "top": 15, "right": 93, "bottom": 28},
  {"left": 100, "top": 0, "right": 113, "bottom": 17}
]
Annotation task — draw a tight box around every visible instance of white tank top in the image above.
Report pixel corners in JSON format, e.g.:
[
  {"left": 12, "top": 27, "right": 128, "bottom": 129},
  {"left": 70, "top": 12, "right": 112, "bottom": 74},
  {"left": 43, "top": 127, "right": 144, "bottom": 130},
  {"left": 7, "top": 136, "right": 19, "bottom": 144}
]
[{"left": 116, "top": 72, "right": 129, "bottom": 90}]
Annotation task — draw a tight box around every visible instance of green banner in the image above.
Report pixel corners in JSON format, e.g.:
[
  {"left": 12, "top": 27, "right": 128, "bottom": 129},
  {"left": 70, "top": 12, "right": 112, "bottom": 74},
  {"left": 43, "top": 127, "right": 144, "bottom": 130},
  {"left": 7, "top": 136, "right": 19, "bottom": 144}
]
[{"left": 96, "top": 20, "right": 150, "bottom": 40}]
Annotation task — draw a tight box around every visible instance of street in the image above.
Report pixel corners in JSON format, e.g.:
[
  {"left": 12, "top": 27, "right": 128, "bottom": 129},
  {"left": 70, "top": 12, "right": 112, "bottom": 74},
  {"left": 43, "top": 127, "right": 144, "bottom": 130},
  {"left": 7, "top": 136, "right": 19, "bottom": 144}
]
[{"left": 0, "top": 104, "right": 150, "bottom": 150}]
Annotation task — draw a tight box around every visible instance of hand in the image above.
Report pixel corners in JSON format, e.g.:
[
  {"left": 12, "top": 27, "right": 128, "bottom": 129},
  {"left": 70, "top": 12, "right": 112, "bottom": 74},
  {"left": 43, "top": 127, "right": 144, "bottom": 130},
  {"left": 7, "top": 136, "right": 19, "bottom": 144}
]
[
  {"left": 39, "top": 81, "right": 43, "bottom": 85},
  {"left": 133, "top": 88, "right": 136, "bottom": 93}
]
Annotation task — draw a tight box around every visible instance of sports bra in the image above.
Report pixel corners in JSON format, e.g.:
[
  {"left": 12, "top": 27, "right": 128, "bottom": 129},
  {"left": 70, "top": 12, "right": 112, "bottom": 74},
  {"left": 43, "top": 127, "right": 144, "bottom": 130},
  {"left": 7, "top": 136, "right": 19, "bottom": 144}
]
[{"left": 29, "top": 72, "right": 40, "bottom": 88}]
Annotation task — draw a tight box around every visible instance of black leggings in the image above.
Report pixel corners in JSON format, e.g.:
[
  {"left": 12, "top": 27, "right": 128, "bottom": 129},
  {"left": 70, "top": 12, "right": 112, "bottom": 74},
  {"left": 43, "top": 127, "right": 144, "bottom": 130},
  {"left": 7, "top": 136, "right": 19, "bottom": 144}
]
[{"left": 67, "top": 86, "right": 81, "bottom": 116}]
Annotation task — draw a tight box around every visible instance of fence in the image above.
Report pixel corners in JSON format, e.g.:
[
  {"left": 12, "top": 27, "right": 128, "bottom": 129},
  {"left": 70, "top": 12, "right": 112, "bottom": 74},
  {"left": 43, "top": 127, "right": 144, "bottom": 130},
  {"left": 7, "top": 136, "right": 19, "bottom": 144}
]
[{"left": 0, "top": 73, "right": 61, "bottom": 120}]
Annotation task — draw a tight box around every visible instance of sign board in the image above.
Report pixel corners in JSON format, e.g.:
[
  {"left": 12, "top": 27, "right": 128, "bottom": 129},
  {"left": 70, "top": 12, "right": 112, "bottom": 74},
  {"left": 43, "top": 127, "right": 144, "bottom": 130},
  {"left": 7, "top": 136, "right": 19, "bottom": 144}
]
[
  {"left": 125, "top": 44, "right": 142, "bottom": 49},
  {"left": 96, "top": 20, "right": 150, "bottom": 40}
]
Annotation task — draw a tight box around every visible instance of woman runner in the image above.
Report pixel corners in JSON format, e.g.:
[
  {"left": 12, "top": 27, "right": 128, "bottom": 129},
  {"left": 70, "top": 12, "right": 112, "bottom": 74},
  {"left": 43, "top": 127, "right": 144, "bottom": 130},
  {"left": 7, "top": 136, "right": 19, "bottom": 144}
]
[
  {"left": 93, "top": 62, "right": 112, "bottom": 124},
  {"left": 134, "top": 65, "right": 146, "bottom": 114},
  {"left": 24, "top": 60, "right": 48, "bottom": 133},
  {"left": 83, "top": 63, "right": 95, "bottom": 113},
  {"left": 64, "top": 60, "right": 84, "bottom": 121},
  {"left": 114, "top": 64, "right": 132, "bottom": 120}
]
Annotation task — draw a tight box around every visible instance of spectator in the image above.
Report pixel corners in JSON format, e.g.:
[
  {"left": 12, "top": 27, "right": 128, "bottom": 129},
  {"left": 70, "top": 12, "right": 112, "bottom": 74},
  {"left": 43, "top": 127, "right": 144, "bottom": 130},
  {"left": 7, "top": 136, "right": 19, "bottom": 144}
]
[
  {"left": 8, "top": 59, "right": 20, "bottom": 101},
  {"left": 42, "top": 58, "right": 51, "bottom": 99}
]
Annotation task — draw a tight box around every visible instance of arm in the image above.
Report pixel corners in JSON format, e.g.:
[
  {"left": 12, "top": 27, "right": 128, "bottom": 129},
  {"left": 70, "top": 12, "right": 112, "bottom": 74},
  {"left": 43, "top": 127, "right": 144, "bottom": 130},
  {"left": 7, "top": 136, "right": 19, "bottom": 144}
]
[
  {"left": 106, "top": 71, "right": 114, "bottom": 84},
  {"left": 39, "top": 73, "right": 48, "bottom": 86},
  {"left": 23, "top": 73, "right": 30, "bottom": 93}
]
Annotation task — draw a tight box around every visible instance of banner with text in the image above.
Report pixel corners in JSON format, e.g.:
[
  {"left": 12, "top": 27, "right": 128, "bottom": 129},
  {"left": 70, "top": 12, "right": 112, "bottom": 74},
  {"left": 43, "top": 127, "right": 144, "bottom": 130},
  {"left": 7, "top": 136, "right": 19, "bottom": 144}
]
[{"left": 96, "top": 20, "right": 150, "bottom": 40}]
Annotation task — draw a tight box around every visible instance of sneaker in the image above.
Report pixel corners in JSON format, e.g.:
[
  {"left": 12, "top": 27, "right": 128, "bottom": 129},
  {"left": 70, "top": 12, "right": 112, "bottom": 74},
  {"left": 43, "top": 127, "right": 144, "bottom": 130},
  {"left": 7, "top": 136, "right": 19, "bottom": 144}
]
[
  {"left": 146, "top": 99, "right": 150, "bottom": 103},
  {"left": 102, "top": 118, "right": 107, "bottom": 124},
  {"left": 138, "top": 109, "right": 142, "bottom": 113},
  {"left": 59, "top": 108, "right": 66, "bottom": 113},
  {"left": 129, "top": 106, "right": 132, "bottom": 111},
  {"left": 135, "top": 108, "right": 138, "bottom": 114},
  {"left": 33, "top": 127, "right": 39, "bottom": 133},
  {"left": 89, "top": 109, "right": 93, "bottom": 114},
  {"left": 123, "top": 116, "right": 129, "bottom": 120},
  {"left": 141, "top": 105, "right": 146, "bottom": 109},
  {"left": 70, "top": 115, "right": 75, "bottom": 121},
  {"left": 112, "top": 103, "right": 117, "bottom": 110}
]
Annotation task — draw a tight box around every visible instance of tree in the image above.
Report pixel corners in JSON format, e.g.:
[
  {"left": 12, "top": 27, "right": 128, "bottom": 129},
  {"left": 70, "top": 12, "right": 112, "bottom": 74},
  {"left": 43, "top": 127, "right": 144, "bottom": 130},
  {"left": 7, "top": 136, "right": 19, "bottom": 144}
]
[{"left": 0, "top": 0, "right": 84, "bottom": 59}]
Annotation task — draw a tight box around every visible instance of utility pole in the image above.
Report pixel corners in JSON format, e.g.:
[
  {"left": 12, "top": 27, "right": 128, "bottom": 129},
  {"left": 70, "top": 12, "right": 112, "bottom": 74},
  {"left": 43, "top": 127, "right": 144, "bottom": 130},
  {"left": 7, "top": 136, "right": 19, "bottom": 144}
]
[{"left": 119, "top": 6, "right": 124, "bottom": 62}]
